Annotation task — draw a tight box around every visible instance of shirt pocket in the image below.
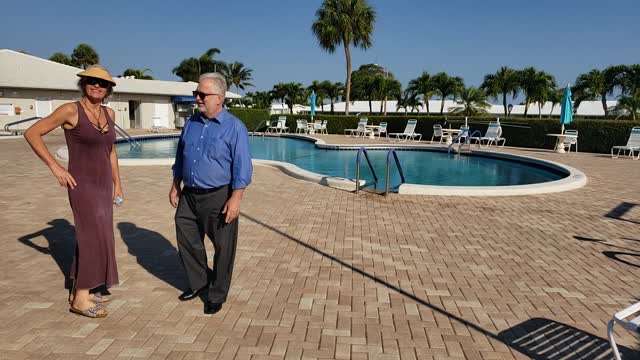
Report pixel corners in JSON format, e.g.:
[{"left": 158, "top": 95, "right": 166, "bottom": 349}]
[{"left": 204, "top": 136, "right": 225, "bottom": 159}]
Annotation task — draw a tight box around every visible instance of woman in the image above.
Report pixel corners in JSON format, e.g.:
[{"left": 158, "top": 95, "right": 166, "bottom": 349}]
[{"left": 24, "top": 65, "right": 123, "bottom": 318}]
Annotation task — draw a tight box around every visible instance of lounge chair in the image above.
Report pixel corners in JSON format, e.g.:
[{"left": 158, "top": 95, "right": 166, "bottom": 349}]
[
  {"left": 611, "top": 126, "right": 640, "bottom": 160},
  {"left": 295, "top": 119, "right": 307, "bottom": 134},
  {"left": 607, "top": 301, "right": 640, "bottom": 360},
  {"left": 431, "top": 124, "right": 444, "bottom": 144},
  {"left": 389, "top": 119, "right": 422, "bottom": 142},
  {"left": 469, "top": 122, "right": 505, "bottom": 147},
  {"left": 559, "top": 129, "right": 578, "bottom": 153},
  {"left": 344, "top": 118, "right": 370, "bottom": 137},
  {"left": 320, "top": 120, "right": 328, "bottom": 134},
  {"left": 375, "top": 122, "right": 387, "bottom": 138}
]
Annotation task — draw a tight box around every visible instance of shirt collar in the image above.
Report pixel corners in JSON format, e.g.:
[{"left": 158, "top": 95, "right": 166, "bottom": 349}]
[{"left": 198, "top": 108, "right": 231, "bottom": 124}]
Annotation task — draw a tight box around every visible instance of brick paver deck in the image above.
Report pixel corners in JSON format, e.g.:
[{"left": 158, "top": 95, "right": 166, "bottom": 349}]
[{"left": 0, "top": 131, "right": 638, "bottom": 359}]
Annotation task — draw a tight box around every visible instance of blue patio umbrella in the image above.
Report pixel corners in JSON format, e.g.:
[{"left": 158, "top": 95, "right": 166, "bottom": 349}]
[
  {"left": 559, "top": 84, "right": 573, "bottom": 134},
  {"left": 309, "top": 91, "right": 316, "bottom": 121}
]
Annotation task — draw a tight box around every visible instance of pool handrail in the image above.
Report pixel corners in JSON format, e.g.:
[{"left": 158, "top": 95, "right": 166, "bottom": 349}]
[
  {"left": 4, "top": 116, "right": 41, "bottom": 134},
  {"left": 355, "top": 147, "right": 378, "bottom": 194},
  {"left": 114, "top": 123, "right": 141, "bottom": 148},
  {"left": 252, "top": 119, "right": 268, "bottom": 137},
  {"left": 385, "top": 149, "right": 406, "bottom": 196},
  {"left": 448, "top": 129, "right": 482, "bottom": 154}
]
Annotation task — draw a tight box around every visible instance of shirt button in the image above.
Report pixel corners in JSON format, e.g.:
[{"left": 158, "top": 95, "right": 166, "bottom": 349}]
[
  {"left": 193, "top": 160, "right": 196, "bottom": 162},
  {"left": 201, "top": 136, "right": 203, "bottom": 138}
]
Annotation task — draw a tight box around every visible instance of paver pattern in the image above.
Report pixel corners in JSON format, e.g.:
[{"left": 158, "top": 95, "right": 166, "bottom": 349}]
[{"left": 0, "top": 130, "right": 638, "bottom": 359}]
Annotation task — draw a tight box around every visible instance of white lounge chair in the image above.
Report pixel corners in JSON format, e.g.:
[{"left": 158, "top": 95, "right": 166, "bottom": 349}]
[
  {"left": 559, "top": 129, "right": 578, "bottom": 153},
  {"left": 390, "top": 119, "right": 422, "bottom": 142},
  {"left": 431, "top": 124, "right": 444, "bottom": 144},
  {"left": 344, "top": 118, "right": 370, "bottom": 137},
  {"left": 607, "top": 301, "right": 640, "bottom": 360},
  {"left": 375, "top": 122, "right": 387, "bottom": 138},
  {"left": 295, "top": 119, "right": 307, "bottom": 134},
  {"left": 470, "top": 122, "right": 505, "bottom": 147},
  {"left": 312, "top": 120, "right": 322, "bottom": 134},
  {"left": 611, "top": 126, "right": 640, "bottom": 160},
  {"left": 320, "top": 120, "right": 328, "bottom": 134}
]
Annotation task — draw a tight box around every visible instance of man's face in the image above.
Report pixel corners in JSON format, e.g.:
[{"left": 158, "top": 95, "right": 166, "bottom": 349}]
[{"left": 195, "top": 80, "right": 223, "bottom": 115}]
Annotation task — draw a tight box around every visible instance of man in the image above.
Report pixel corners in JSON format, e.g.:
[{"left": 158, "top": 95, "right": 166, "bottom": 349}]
[{"left": 169, "top": 73, "right": 252, "bottom": 315}]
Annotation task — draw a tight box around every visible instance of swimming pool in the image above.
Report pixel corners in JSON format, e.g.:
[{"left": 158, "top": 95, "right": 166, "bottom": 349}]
[{"left": 114, "top": 135, "right": 583, "bottom": 194}]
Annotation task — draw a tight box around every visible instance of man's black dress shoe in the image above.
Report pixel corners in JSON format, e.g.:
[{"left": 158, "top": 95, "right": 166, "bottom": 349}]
[
  {"left": 204, "top": 302, "right": 223, "bottom": 314},
  {"left": 178, "top": 286, "right": 206, "bottom": 301}
]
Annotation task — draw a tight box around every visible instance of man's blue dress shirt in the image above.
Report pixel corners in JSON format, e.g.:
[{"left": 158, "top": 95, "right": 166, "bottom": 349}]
[{"left": 173, "top": 109, "right": 252, "bottom": 190}]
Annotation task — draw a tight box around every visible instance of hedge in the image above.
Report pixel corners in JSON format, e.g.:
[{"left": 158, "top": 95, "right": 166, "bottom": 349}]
[{"left": 225, "top": 111, "right": 640, "bottom": 154}]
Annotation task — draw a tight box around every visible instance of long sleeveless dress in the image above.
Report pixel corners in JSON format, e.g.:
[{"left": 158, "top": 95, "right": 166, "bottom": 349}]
[{"left": 64, "top": 102, "right": 119, "bottom": 290}]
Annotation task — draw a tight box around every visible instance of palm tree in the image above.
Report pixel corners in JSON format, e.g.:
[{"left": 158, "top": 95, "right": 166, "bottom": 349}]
[
  {"left": 431, "top": 72, "right": 464, "bottom": 114},
  {"left": 71, "top": 43, "right": 99, "bottom": 69},
  {"left": 396, "top": 91, "right": 420, "bottom": 115},
  {"left": 524, "top": 69, "right": 556, "bottom": 118},
  {"left": 49, "top": 52, "right": 73, "bottom": 66},
  {"left": 172, "top": 58, "right": 200, "bottom": 82},
  {"left": 312, "top": 0, "right": 376, "bottom": 115},
  {"left": 222, "top": 62, "right": 254, "bottom": 107},
  {"left": 270, "top": 83, "right": 288, "bottom": 107},
  {"left": 407, "top": 71, "right": 436, "bottom": 114},
  {"left": 244, "top": 91, "right": 272, "bottom": 109},
  {"left": 321, "top": 81, "right": 344, "bottom": 113},
  {"left": 480, "top": 66, "right": 520, "bottom": 117},
  {"left": 350, "top": 64, "right": 385, "bottom": 113},
  {"left": 172, "top": 48, "right": 226, "bottom": 82},
  {"left": 373, "top": 77, "right": 401, "bottom": 115},
  {"left": 547, "top": 88, "right": 565, "bottom": 116},
  {"left": 449, "top": 87, "right": 491, "bottom": 116},
  {"left": 122, "top": 68, "right": 153, "bottom": 80},
  {"left": 611, "top": 90, "right": 640, "bottom": 120},
  {"left": 619, "top": 64, "right": 640, "bottom": 98},
  {"left": 573, "top": 67, "right": 619, "bottom": 117},
  {"left": 272, "top": 83, "right": 305, "bottom": 114}
]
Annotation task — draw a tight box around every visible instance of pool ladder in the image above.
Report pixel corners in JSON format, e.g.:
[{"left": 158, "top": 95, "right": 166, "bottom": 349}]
[
  {"left": 447, "top": 129, "right": 481, "bottom": 154},
  {"left": 251, "top": 119, "right": 268, "bottom": 137},
  {"left": 355, "top": 148, "right": 406, "bottom": 196},
  {"left": 114, "top": 123, "right": 141, "bottom": 148}
]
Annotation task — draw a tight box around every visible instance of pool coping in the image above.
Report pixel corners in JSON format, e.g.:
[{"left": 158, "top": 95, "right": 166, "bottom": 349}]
[{"left": 55, "top": 133, "right": 588, "bottom": 196}]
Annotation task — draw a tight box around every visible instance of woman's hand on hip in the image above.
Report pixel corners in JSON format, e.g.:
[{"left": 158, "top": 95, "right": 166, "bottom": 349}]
[{"left": 50, "top": 165, "right": 77, "bottom": 189}]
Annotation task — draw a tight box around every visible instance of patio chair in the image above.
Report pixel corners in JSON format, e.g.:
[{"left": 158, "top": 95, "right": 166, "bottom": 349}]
[
  {"left": 320, "top": 120, "right": 328, "bottom": 134},
  {"left": 266, "top": 120, "right": 279, "bottom": 133},
  {"left": 458, "top": 125, "right": 470, "bottom": 142},
  {"left": 611, "top": 126, "right": 640, "bottom": 160},
  {"left": 607, "top": 301, "right": 640, "bottom": 360},
  {"left": 431, "top": 124, "right": 444, "bottom": 144},
  {"left": 295, "top": 119, "right": 307, "bottom": 134},
  {"left": 344, "top": 118, "right": 369, "bottom": 137},
  {"left": 469, "top": 122, "right": 505, "bottom": 147},
  {"left": 375, "top": 122, "right": 387, "bottom": 138},
  {"left": 389, "top": 119, "right": 422, "bottom": 142},
  {"left": 559, "top": 129, "right": 578, "bottom": 153},
  {"left": 313, "top": 120, "right": 322, "bottom": 134}
]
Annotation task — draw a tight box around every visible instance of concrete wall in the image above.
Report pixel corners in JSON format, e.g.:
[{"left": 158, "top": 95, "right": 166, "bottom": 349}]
[{"left": 0, "top": 88, "right": 177, "bottom": 131}]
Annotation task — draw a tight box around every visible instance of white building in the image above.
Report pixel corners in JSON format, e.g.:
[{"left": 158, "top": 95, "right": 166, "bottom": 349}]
[
  {"left": 0, "top": 49, "right": 240, "bottom": 131},
  {"left": 316, "top": 99, "right": 617, "bottom": 117}
]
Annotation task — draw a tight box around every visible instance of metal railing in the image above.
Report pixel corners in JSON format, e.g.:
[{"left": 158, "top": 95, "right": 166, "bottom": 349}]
[
  {"left": 384, "top": 149, "right": 406, "bottom": 196},
  {"left": 448, "top": 130, "right": 482, "bottom": 154},
  {"left": 4, "top": 116, "right": 41, "bottom": 135},
  {"left": 354, "top": 147, "right": 378, "bottom": 194},
  {"left": 114, "top": 123, "right": 141, "bottom": 148},
  {"left": 251, "top": 119, "right": 268, "bottom": 137}
]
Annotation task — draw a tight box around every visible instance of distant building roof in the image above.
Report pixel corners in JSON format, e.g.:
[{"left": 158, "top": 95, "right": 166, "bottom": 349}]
[{"left": 0, "top": 49, "right": 240, "bottom": 98}]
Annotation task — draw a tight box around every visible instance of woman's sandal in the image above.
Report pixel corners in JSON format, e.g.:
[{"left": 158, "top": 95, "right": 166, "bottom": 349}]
[
  {"left": 68, "top": 293, "right": 110, "bottom": 304},
  {"left": 69, "top": 303, "right": 108, "bottom": 318}
]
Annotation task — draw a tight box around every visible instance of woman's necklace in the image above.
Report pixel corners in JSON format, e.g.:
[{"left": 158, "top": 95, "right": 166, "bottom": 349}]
[{"left": 82, "top": 99, "right": 108, "bottom": 133}]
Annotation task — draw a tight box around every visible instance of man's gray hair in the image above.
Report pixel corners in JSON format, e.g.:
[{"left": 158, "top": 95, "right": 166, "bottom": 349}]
[{"left": 199, "top": 72, "right": 227, "bottom": 97}]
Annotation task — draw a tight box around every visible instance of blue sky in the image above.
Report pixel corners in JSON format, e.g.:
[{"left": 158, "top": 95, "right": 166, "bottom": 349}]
[{"left": 3, "top": 0, "right": 639, "bottom": 95}]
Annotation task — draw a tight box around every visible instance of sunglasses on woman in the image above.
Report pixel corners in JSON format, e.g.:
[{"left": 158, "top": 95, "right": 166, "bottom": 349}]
[
  {"left": 86, "top": 77, "right": 111, "bottom": 88},
  {"left": 193, "top": 91, "right": 222, "bottom": 99}
]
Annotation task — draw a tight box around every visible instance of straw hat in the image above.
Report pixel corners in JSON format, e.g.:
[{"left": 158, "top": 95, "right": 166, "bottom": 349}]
[{"left": 77, "top": 65, "right": 116, "bottom": 86}]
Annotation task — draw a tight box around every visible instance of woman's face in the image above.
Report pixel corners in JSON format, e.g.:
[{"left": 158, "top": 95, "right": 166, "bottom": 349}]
[{"left": 84, "top": 77, "right": 110, "bottom": 101}]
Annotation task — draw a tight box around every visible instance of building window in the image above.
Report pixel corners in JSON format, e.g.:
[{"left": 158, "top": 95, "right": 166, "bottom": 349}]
[{"left": 35, "top": 99, "right": 52, "bottom": 117}]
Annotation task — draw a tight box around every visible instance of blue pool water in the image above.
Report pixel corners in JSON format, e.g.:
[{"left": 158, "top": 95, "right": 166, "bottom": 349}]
[{"left": 116, "top": 136, "right": 565, "bottom": 188}]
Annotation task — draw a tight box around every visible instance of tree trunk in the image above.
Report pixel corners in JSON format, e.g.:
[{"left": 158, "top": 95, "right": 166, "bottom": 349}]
[
  {"left": 369, "top": 99, "right": 372, "bottom": 113},
  {"left": 384, "top": 96, "right": 388, "bottom": 116},
  {"left": 440, "top": 98, "right": 445, "bottom": 114},
  {"left": 502, "top": 93, "right": 508, "bottom": 117},
  {"left": 330, "top": 99, "right": 334, "bottom": 114},
  {"left": 601, "top": 94, "right": 608, "bottom": 117},
  {"left": 524, "top": 98, "right": 530, "bottom": 116},
  {"left": 424, "top": 97, "right": 430, "bottom": 114},
  {"left": 344, "top": 41, "right": 352, "bottom": 115}
]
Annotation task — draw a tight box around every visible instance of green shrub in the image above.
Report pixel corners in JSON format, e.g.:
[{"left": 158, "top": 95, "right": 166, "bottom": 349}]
[{"left": 228, "top": 109, "right": 270, "bottom": 131}]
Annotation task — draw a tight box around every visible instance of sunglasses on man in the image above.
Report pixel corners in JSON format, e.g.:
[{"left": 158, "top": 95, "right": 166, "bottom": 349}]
[
  {"left": 85, "top": 77, "right": 112, "bottom": 88},
  {"left": 193, "top": 91, "right": 222, "bottom": 99}
]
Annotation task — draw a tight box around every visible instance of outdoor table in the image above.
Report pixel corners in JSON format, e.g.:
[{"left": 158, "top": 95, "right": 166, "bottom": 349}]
[
  {"left": 365, "top": 125, "right": 380, "bottom": 139},
  {"left": 546, "top": 133, "right": 577, "bottom": 154},
  {"left": 442, "top": 128, "right": 462, "bottom": 145}
]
